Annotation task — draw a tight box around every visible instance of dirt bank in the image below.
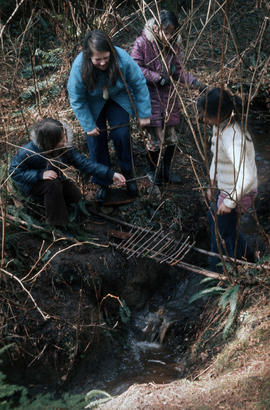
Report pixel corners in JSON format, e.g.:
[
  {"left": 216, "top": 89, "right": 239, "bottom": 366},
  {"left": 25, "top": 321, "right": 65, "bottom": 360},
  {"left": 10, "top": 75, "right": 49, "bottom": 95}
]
[{"left": 98, "top": 294, "right": 270, "bottom": 409}]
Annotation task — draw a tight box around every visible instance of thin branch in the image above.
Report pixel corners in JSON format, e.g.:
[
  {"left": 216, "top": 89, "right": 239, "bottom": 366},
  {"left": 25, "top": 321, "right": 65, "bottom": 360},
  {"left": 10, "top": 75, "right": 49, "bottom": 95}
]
[{"left": 0, "top": 267, "right": 50, "bottom": 320}]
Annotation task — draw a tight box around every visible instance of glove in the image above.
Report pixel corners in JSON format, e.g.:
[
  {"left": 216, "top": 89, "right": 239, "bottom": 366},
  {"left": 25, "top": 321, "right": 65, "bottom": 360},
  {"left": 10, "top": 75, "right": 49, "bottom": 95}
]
[
  {"left": 192, "top": 79, "right": 207, "bottom": 92},
  {"left": 199, "top": 83, "right": 207, "bottom": 92},
  {"left": 159, "top": 77, "right": 170, "bottom": 86}
]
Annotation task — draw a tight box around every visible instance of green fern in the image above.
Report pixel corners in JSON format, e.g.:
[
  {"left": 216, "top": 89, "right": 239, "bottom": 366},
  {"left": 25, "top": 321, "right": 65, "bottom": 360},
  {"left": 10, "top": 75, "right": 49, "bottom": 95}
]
[
  {"left": 21, "top": 75, "right": 59, "bottom": 100},
  {"left": 0, "top": 345, "right": 27, "bottom": 409},
  {"left": 189, "top": 280, "right": 240, "bottom": 339},
  {"left": 189, "top": 286, "right": 225, "bottom": 304},
  {"left": 85, "top": 389, "right": 112, "bottom": 409},
  {"left": 119, "top": 299, "right": 131, "bottom": 324},
  {"left": 22, "top": 63, "right": 59, "bottom": 79},
  {"left": 219, "top": 284, "right": 239, "bottom": 338},
  {"left": 20, "top": 46, "right": 64, "bottom": 106},
  {"left": 21, "top": 48, "right": 62, "bottom": 79},
  {"left": 0, "top": 345, "right": 85, "bottom": 409}
]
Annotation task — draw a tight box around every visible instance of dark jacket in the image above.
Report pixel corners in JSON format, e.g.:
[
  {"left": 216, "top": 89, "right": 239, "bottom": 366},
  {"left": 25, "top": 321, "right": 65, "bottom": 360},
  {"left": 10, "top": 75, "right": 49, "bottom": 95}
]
[
  {"left": 9, "top": 122, "right": 114, "bottom": 196},
  {"left": 131, "top": 18, "right": 196, "bottom": 127}
]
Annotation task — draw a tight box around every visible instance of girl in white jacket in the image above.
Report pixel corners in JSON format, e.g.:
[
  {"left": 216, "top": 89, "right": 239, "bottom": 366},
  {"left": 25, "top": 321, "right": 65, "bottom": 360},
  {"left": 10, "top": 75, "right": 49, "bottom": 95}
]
[{"left": 197, "top": 88, "right": 258, "bottom": 271}]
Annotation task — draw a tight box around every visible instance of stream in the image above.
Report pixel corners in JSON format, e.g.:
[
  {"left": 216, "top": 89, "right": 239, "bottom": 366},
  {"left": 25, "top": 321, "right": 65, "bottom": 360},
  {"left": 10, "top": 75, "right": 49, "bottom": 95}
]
[
  {"left": 66, "top": 271, "right": 204, "bottom": 397},
  {"left": 3, "top": 131, "right": 270, "bottom": 401},
  {"left": 69, "top": 131, "right": 270, "bottom": 398}
]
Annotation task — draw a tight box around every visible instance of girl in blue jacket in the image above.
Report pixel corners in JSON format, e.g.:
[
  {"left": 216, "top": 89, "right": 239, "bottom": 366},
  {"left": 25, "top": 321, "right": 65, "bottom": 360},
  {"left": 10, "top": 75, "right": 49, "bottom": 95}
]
[
  {"left": 9, "top": 118, "right": 125, "bottom": 226},
  {"left": 68, "top": 30, "right": 151, "bottom": 202}
]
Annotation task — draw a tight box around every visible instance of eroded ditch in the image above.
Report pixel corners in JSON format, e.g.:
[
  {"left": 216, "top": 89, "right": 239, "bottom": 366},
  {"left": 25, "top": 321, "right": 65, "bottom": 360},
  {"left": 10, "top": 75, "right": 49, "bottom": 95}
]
[
  {"left": 2, "top": 240, "right": 205, "bottom": 398},
  {"left": 2, "top": 118, "right": 270, "bottom": 399}
]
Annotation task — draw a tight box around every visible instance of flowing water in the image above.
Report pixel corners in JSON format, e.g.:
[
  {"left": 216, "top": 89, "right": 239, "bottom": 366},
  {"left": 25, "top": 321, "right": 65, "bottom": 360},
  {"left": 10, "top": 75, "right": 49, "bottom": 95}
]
[
  {"left": 80, "top": 132, "right": 270, "bottom": 397},
  {"left": 73, "top": 273, "right": 204, "bottom": 396},
  {"left": 5, "top": 131, "right": 270, "bottom": 399}
]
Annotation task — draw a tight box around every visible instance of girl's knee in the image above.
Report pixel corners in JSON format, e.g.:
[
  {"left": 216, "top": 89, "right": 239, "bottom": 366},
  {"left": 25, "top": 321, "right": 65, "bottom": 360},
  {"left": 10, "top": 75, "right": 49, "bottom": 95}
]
[
  {"left": 45, "top": 178, "right": 63, "bottom": 193},
  {"left": 111, "top": 127, "right": 130, "bottom": 142}
]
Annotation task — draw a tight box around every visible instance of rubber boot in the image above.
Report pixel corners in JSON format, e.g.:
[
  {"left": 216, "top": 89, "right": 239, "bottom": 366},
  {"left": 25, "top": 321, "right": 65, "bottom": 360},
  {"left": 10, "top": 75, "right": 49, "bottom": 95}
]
[
  {"left": 122, "top": 171, "right": 138, "bottom": 197},
  {"left": 96, "top": 186, "right": 108, "bottom": 202},
  {"left": 162, "top": 145, "right": 181, "bottom": 184},
  {"left": 146, "top": 150, "right": 161, "bottom": 184}
]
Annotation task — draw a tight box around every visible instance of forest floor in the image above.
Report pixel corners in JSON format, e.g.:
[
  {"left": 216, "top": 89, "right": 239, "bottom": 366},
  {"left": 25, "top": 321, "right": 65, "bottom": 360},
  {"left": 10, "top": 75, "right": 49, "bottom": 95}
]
[{"left": 1, "top": 1, "right": 270, "bottom": 408}]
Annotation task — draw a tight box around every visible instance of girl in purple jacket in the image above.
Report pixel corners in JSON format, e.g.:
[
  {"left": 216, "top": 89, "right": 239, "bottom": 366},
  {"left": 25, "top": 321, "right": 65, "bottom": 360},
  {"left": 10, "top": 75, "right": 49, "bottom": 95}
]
[{"left": 131, "top": 10, "right": 204, "bottom": 184}]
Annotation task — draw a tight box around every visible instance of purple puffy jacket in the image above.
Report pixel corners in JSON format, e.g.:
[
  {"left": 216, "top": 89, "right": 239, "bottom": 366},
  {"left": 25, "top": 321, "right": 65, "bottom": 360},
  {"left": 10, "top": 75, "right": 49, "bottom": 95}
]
[{"left": 131, "top": 18, "right": 196, "bottom": 127}]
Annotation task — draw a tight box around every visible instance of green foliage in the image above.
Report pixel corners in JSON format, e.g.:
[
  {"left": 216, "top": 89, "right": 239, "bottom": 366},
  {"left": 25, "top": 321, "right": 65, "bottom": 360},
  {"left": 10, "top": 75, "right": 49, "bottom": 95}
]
[
  {"left": 0, "top": 345, "right": 86, "bottom": 409},
  {"left": 21, "top": 74, "right": 61, "bottom": 103},
  {"left": 69, "top": 199, "right": 91, "bottom": 223},
  {"left": 21, "top": 48, "right": 62, "bottom": 79},
  {"left": 21, "top": 63, "right": 59, "bottom": 79},
  {"left": 219, "top": 285, "right": 240, "bottom": 338},
  {"left": 0, "top": 345, "right": 27, "bottom": 410},
  {"left": 119, "top": 299, "right": 131, "bottom": 324},
  {"left": 189, "top": 280, "right": 240, "bottom": 339},
  {"left": 20, "top": 47, "right": 63, "bottom": 106},
  {"left": 189, "top": 285, "right": 224, "bottom": 304},
  {"left": 85, "top": 389, "right": 112, "bottom": 409}
]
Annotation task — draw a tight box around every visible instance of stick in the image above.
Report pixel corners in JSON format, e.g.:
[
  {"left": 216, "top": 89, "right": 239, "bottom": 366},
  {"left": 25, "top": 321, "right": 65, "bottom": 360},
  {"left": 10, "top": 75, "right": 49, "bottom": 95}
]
[
  {"left": 125, "top": 175, "right": 148, "bottom": 183},
  {"left": 0, "top": 267, "right": 50, "bottom": 320}
]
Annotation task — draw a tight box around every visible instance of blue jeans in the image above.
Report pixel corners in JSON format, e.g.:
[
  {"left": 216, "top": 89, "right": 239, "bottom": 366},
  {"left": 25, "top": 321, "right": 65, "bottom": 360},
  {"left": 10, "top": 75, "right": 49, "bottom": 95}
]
[
  {"left": 86, "top": 99, "right": 131, "bottom": 186},
  {"left": 208, "top": 203, "right": 250, "bottom": 272}
]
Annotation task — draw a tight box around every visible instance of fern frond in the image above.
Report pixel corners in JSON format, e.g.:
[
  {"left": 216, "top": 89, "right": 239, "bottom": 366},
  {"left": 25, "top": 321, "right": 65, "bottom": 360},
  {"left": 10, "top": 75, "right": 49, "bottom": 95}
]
[
  {"left": 85, "top": 390, "right": 112, "bottom": 409},
  {"left": 119, "top": 298, "right": 131, "bottom": 324},
  {"left": 200, "top": 277, "right": 219, "bottom": 285},
  {"left": 189, "top": 286, "right": 224, "bottom": 304},
  {"left": 218, "top": 284, "right": 239, "bottom": 311}
]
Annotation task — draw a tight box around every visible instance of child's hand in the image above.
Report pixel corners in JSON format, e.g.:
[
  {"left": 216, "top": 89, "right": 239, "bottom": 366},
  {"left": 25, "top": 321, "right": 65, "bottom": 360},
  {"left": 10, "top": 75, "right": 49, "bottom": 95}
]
[
  {"left": 207, "top": 181, "right": 216, "bottom": 201},
  {"left": 113, "top": 172, "right": 126, "bottom": 186},
  {"left": 87, "top": 127, "right": 100, "bottom": 136},
  {"left": 207, "top": 188, "right": 212, "bottom": 201},
  {"left": 217, "top": 202, "right": 232, "bottom": 215},
  {"left": 159, "top": 77, "right": 170, "bottom": 86},
  {"left": 138, "top": 118, "right": 150, "bottom": 127},
  {"left": 43, "top": 170, "right": 58, "bottom": 180}
]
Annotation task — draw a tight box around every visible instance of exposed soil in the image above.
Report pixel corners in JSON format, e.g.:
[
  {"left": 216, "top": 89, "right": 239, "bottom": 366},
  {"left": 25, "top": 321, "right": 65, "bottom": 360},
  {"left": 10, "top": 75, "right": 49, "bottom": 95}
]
[
  {"left": 1, "top": 1, "right": 270, "bottom": 407},
  {"left": 1, "top": 144, "right": 208, "bottom": 395}
]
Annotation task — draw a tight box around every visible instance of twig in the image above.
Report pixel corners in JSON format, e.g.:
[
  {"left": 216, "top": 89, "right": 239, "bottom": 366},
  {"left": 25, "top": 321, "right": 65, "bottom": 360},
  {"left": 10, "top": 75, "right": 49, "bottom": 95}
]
[
  {"left": 0, "top": 267, "right": 50, "bottom": 320},
  {"left": 0, "top": 0, "right": 26, "bottom": 43}
]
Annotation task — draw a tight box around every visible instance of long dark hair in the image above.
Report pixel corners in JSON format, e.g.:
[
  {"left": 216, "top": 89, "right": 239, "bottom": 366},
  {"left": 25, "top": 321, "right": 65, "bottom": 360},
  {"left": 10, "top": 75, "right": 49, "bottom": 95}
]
[
  {"left": 154, "top": 10, "right": 179, "bottom": 49},
  {"left": 34, "top": 118, "right": 64, "bottom": 152},
  {"left": 159, "top": 9, "right": 179, "bottom": 30},
  {"left": 81, "top": 30, "right": 118, "bottom": 91},
  {"left": 197, "top": 87, "right": 252, "bottom": 136}
]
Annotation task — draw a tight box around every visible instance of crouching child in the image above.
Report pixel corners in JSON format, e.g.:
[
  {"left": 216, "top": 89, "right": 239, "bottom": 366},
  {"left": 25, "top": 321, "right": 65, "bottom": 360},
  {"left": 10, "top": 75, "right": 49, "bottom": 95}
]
[{"left": 9, "top": 118, "right": 126, "bottom": 226}]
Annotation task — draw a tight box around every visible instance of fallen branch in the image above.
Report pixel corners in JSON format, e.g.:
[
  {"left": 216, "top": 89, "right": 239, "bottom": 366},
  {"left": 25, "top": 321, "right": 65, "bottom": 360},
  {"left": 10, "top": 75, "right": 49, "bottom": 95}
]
[
  {"left": 0, "top": 267, "right": 50, "bottom": 320},
  {"left": 0, "top": 213, "right": 109, "bottom": 248}
]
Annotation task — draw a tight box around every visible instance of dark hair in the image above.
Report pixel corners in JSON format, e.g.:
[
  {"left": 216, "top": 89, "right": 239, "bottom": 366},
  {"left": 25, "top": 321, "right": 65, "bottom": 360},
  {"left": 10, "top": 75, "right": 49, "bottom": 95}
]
[
  {"left": 159, "top": 9, "right": 179, "bottom": 30},
  {"left": 34, "top": 118, "right": 64, "bottom": 152},
  {"left": 197, "top": 87, "right": 251, "bottom": 135},
  {"left": 81, "top": 30, "right": 118, "bottom": 91}
]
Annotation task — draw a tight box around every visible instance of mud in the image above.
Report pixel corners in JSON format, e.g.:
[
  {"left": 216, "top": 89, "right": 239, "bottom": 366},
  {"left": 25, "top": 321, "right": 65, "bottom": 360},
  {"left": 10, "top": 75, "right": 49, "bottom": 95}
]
[{"left": 2, "top": 118, "right": 270, "bottom": 398}]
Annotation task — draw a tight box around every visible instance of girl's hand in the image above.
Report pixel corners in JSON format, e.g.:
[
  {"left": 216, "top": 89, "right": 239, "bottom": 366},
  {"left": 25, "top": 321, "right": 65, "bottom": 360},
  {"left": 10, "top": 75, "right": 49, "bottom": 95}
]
[
  {"left": 87, "top": 127, "right": 100, "bottom": 136},
  {"left": 207, "top": 181, "right": 216, "bottom": 201},
  {"left": 138, "top": 118, "right": 150, "bottom": 127},
  {"left": 43, "top": 170, "right": 58, "bottom": 180},
  {"left": 207, "top": 188, "right": 213, "bottom": 201},
  {"left": 217, "top": 202, "right": 232, "bottom": 215},
  {"left": 113, "top": 172, "right": 126, "bottom": 186}
]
